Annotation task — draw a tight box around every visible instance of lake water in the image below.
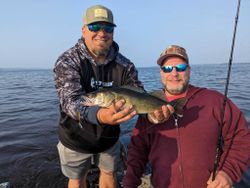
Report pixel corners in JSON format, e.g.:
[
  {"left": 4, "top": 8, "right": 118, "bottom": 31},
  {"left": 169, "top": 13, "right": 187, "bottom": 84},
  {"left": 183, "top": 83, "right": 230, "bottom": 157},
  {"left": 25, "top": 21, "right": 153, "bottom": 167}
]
[{"left": 0, "top": 63, "right": 249, "bottom": 187}]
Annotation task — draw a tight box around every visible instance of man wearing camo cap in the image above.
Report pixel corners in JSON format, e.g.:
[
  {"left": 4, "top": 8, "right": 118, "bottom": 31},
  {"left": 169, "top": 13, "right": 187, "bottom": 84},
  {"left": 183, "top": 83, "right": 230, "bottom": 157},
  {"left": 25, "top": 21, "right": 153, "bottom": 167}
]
[{"left": 124, "top": 45, "right": 250, "bottom": 188}]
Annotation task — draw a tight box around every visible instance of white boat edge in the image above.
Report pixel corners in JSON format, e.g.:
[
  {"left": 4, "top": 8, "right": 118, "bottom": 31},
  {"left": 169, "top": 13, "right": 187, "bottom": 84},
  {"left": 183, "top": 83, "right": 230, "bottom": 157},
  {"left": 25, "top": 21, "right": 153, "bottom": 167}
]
[{"left": 0, "top": 182, "right": 9, "bottom": 188}]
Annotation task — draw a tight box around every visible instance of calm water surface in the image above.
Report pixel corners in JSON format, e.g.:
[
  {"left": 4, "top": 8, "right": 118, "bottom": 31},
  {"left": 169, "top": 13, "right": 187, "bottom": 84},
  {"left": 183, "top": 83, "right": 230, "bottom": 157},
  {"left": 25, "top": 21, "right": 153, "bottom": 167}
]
[{"left": 0, "top": 63, "right": 249, "bottom": 187}]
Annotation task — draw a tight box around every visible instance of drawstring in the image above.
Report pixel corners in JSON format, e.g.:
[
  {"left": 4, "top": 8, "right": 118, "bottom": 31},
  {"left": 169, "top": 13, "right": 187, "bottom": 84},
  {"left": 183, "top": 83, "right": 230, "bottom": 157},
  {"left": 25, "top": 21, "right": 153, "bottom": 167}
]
[
  {"left": 101, "top": 64, "right": 104, "bottom": 84},
  {"left": 174, "top": 115, "right": 185, "bottom": 188}
]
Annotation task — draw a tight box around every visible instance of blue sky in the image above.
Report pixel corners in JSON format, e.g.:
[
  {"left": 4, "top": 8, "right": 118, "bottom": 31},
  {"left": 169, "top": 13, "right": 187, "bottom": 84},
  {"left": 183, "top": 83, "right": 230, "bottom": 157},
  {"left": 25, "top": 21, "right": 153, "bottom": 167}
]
[{"left": 0, "top": 0, "right": 249, "bottom": 68}]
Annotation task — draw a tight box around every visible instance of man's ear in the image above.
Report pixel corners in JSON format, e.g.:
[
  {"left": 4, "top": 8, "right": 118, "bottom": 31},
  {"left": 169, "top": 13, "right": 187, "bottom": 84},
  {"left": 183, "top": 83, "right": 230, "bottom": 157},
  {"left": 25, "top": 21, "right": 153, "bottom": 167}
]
[{"left": 82, "top": 26, "right": 86, "bottom": 35}]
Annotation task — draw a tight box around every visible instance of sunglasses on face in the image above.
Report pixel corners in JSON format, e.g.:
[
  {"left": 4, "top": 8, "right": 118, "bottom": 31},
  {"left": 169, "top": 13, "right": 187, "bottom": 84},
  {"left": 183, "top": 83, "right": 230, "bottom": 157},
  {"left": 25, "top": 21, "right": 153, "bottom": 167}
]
[
  {"left": 161, "top": 64, "right": 188, "bottom": 73},
  {"left": 87, "top": 23, "right": 114, "bottom": 33}
]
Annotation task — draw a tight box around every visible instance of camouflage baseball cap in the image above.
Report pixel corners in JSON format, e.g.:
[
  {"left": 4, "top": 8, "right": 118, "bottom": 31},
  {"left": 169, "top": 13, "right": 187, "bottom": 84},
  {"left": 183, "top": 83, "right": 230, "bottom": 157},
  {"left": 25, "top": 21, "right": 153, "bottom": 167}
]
[
  {"left": 84, "top": 5, "right": 116, "bottom": 26},
  {"left": 157, "top": 45, "right": 189, "bottom": 65}
]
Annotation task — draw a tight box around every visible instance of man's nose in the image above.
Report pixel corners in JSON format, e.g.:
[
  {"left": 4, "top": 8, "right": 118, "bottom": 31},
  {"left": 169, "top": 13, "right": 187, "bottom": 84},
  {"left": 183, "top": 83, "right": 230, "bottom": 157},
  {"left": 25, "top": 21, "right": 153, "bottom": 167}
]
[{"left": 171, "top": 67, "right": 178, "bottom": 76}]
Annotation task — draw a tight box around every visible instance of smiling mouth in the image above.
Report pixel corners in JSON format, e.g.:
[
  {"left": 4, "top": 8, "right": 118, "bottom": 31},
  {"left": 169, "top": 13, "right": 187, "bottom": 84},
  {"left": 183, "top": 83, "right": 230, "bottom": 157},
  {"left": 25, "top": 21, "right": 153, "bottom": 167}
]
[
  {"left": 168, "top": 79, "right": 181, "bottom": 82},
  {"left": 95, "top": 40, "right": 105, "bottom": 43},
  {"left": 95, "top": 37, "right": 108, "bottom": 41}
]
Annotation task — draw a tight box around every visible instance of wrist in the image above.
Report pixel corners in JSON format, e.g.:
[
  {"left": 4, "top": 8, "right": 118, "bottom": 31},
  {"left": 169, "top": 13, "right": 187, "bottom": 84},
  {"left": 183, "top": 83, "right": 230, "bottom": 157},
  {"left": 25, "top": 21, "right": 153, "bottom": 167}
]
[
  {"left": 218, "top": 170, "right": 233, "bottom": 186},
  {"left": 86, "top": 106, "right": 101, "bottom": 125},
  {"left": 97, "top": 108, "right": 104, "bottom": 124}
]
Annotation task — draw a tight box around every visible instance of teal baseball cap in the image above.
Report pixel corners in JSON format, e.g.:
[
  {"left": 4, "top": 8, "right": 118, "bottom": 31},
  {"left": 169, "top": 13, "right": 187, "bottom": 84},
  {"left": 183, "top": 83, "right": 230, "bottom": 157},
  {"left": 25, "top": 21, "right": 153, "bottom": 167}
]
[{"left": 84, "top": 5, "right": 116, "bottom": 26}]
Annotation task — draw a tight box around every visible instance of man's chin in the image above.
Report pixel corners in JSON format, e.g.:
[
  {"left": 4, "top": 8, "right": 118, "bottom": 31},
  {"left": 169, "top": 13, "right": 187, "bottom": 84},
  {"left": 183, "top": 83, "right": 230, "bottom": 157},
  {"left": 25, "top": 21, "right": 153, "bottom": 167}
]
[
  {"left": 93, "top": 49, "right": 109, "bottom": 57},
  {"left": 166, "top": 87, "right": 184, "bottom": 95}
]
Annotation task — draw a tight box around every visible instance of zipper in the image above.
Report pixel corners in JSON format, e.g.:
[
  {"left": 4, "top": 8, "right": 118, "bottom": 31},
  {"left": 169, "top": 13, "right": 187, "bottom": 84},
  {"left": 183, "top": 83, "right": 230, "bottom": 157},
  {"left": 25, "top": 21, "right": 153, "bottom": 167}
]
[{"left": 174, "top": 115, "right": 185, "bottom": 188}]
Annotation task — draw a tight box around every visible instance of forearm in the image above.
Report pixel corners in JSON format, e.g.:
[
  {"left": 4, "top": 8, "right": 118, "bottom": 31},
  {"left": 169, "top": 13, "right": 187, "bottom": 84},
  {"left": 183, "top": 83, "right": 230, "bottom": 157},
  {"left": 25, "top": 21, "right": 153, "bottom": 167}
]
[{"left": 54, "top": 59, "right": 100, "bottom": 125}]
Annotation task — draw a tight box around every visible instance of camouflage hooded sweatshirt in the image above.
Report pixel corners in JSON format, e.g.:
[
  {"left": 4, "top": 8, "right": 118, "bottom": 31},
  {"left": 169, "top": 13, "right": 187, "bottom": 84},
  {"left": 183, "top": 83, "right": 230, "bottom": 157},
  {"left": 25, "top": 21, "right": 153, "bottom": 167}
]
[{"left": 54, "top": 38, "right": 143, "bottom": 153}]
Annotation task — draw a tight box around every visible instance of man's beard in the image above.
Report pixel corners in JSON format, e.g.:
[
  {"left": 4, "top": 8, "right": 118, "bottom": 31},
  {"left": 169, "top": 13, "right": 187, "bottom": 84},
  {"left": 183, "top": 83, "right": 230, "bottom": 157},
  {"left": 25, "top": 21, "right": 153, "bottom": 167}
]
[
  {"left": 164, "top": 77, "right": 190, "bottom": 95},
  {"left": 92, "top": 46, "right": 110, "bottom": 57}
]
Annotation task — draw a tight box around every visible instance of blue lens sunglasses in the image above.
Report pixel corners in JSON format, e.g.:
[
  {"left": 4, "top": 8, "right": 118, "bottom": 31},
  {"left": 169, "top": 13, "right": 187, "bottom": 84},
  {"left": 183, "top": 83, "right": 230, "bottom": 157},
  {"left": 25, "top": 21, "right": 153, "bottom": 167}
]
[
  {"left": 161, "top": 64, "right": 188, "bottom": 73},
  {"left": 87, "top": 23, "right": 114, "bottom": 33}
]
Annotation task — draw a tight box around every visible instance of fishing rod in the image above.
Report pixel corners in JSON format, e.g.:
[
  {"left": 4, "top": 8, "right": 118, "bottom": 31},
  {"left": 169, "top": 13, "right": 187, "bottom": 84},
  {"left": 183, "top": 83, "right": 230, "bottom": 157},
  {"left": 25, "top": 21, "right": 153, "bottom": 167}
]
[{"left": 212, "top": 0, "right": 241, "bottom": 181}]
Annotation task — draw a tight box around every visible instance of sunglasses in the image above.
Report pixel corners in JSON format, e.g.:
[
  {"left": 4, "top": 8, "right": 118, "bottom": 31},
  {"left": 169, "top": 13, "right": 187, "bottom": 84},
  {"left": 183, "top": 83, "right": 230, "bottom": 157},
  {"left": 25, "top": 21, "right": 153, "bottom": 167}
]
[
  {"left": 87, "top": 23, "right": 114, "bottom": 33},
  {"left": 161, "top": 64, "right": 188, "bottom": 73}
]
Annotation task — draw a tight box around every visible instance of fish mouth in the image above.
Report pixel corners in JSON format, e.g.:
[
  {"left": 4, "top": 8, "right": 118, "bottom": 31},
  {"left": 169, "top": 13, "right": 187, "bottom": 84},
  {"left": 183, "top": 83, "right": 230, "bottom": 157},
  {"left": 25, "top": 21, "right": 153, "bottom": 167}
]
[{"left": 81, "top": 96, "right": 96, "bottom": 106}]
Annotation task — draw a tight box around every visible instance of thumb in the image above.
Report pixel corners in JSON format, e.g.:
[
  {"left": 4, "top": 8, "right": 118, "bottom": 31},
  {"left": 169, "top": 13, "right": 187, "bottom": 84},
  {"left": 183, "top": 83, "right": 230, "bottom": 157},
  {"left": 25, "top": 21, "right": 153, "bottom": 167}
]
[
  {"left": 207, "top": 173, "right": 213, "bottom": 185},
  {"left": 147, "top": 113, "right": 159, "bottom": 124},
  {"left": 113, "top": 99, "right": 125, "bottom": 110}
]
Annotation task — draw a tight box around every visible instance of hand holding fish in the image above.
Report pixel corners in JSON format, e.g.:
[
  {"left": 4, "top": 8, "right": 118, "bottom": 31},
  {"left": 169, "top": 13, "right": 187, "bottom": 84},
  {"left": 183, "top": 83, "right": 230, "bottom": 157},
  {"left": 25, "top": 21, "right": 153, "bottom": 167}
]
[
  {"left": 97, "top": 99, "right": 137, "bottom": 125},
  {"left": 206, "top": 170, "right": 232, "bottom": 188},
  {"left": 147, "top": 104, "right": 174, "bottom": 124}
]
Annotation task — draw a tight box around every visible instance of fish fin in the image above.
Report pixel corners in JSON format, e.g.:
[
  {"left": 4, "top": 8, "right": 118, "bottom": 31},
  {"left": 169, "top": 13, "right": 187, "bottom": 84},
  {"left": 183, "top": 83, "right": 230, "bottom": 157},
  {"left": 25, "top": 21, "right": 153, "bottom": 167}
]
[
  {"left": 76, "top": 111, "right": 81, "bottom": 122},
  {"left": 120, "top": 85, "right": 146, "bottom": 93},
  {"left": 76, "top": 111, "right": 83, "bottom": 129},
  {"left": 149, "top": 90, "right": 166, "bottom": 101},
  {"left": 170, "top": 97, "right": 187, "bottom": 116}
]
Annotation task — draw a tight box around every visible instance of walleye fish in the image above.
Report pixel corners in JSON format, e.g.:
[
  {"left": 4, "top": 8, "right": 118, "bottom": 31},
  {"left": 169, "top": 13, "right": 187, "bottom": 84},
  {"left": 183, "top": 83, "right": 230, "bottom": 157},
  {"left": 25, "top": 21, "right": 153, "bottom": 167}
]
[{"left": 81, "top": 86, "right": 186, "bottom": 115}]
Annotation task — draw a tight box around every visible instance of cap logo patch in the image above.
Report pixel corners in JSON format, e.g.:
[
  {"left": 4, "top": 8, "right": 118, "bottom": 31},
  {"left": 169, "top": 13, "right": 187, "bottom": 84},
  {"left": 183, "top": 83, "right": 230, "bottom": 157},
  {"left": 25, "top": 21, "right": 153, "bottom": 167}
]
[{"left": 94, "top": 9, "right": 108, "bottom": 18}]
